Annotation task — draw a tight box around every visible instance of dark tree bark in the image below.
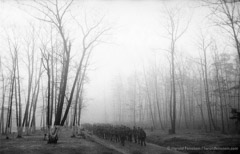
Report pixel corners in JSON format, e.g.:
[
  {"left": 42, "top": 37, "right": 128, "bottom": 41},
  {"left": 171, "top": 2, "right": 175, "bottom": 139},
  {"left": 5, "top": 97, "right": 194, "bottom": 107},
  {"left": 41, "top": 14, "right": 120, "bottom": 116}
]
[{"left": 0, "top": 58, "right": 6, "bottom": 135}]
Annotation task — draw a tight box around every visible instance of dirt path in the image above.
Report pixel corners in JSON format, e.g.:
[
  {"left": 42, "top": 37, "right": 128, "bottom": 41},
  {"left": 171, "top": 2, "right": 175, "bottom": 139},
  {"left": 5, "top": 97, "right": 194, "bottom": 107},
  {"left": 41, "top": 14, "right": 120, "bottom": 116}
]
[{"left": 83, "top": 131, "right": 185, "bottom": 154}]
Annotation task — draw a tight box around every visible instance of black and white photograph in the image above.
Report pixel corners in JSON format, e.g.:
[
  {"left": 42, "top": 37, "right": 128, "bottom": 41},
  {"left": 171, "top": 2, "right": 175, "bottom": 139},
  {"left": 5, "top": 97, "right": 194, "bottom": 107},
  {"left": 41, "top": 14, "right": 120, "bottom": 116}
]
[{"left": 0, "top": 0, "right": 239, "bottom": 154}]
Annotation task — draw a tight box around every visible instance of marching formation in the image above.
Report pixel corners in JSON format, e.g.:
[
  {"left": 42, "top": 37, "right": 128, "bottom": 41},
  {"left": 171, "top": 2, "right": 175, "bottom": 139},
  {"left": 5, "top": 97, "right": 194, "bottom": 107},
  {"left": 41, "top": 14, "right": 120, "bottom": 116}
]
[{"left": 82, "top": 124, "right": 147, "bottom": 146}]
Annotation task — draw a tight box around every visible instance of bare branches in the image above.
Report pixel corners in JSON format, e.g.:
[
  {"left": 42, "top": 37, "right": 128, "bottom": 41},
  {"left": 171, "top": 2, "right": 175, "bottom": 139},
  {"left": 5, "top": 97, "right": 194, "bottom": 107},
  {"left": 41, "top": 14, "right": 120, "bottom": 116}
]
[
  {"left": 22, "top": 0, "right": 74, "bottom": 29},
  {"left": 158, "top": 4, "right": 192, "bottom": 134},
  {"left": 60, "top": 14, "right": 110, "bottom": 125},
  {"left": 71, "top": 13, "right": 110, "bottom": 51},
  {"left": 59, "top": 0, "right": 73, "bottom": 22},
  {"left": 161, "top": 5, "right": 191, "bottom": 55},
  {"left": 203, "top": 0, "right": 240, "bottom": 59}
]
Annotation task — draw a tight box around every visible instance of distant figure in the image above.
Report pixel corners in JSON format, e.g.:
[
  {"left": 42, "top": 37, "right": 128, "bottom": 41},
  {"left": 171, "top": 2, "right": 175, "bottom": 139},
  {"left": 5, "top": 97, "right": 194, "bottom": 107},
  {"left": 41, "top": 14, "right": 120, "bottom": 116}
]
[
  {"left": 127, "top": 127, "right": 132, "bottom": 142},
  {"left": 137, "top": 127, "right": 141, "bottom": 144},
  {"left": 133, "top": 126, "right": 138, "bottom": 143},
  {"left": 139, "top": 128, "right": 146, "bottom": 146}
]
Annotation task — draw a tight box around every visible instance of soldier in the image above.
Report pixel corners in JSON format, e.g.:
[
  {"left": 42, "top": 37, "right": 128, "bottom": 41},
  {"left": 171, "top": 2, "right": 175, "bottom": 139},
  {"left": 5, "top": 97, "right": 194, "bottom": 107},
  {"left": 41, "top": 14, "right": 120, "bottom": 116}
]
[
  {"left": 139, "top": 128, "right": 146, "bottom": 146},
  {"left": 133, "top": 126, "right": 137, "bottom": 143},
  {"left": 127, "top": 127, "right": 132, "bottom": 142},
  {"left": 137, "top": 127, "right": 141, "bottom": 144}
]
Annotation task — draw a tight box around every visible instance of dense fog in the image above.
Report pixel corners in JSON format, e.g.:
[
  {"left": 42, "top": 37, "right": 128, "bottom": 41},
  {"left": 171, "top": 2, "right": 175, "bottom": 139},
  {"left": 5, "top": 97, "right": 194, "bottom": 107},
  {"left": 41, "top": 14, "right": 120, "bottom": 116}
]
[{"left": 0, "top": 0, "right": 239, "bottom": 136}]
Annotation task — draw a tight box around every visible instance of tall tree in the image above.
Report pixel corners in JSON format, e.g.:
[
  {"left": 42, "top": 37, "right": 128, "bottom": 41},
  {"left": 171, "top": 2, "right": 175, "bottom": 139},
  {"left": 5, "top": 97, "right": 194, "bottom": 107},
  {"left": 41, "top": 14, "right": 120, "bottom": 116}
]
[
  {"left": 21, "top": 25, "right": 36, "bottom": 135},
  {"left": 162, "top": 7, "right": 190, "bottom": 134},
  {"left": 197, "top": 32, "right": 217, "bottom": 131},
  {"left": 5, "top": 36, "right": 18, "bottom": 139},
  {"left": 0, "top": 57, "right": 6, "bottom": 135},
  {"left": 212, "top": 43, "right": 225, "bottom": 133}
]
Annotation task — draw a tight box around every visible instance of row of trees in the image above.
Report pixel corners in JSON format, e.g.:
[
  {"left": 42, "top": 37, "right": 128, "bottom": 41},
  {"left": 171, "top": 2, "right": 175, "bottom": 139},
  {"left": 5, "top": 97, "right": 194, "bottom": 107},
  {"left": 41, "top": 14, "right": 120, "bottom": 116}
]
[
  {"left": 112, "top": 48, "right": 239, "bottom": 132},
  {"left": 0, "top": 0, "right": 109, "bottom": 143},
  {"left": 112, "top": 0, "right": 240, "bottom": 134}
]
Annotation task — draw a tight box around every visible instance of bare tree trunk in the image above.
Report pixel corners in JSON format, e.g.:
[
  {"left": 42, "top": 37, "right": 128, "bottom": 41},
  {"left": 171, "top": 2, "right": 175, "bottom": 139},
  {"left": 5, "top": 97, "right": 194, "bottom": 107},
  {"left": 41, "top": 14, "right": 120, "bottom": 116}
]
[
  {"left": 197, "top": 33, "right": 217, "bottom": 131},
  {"left": 15, "top": 76, "right": 19, "bottom": 133},
  {"left": 213, "top": 49, "right": 225, "bottom": 133},
  {"left": 190, "top": 84, "right": 195, "bottom": 129},
  {"left": 177, "top": 82, "right": 183, "bottom": 129},
  {"left": 0, "top": 58, "right": 6, "bottom": 134},
  {"left": 54, "top": 48, "right": 58, "bottom": 118},
  {"left": 169, "top": 80, "right": 173, "bottom": 130},
  {"left": 182, "top": 80, "right": 188, "bottom": 129},
  {"left": 171, "top": 44, "right": 177, "bottom": 134},
  {"left": 77, "top": 91, "right": 83, "bottom": 134},
  {"left": 198, "top": 91, "right": 207, "bottom": 132},
  {"left": 22, "top": 39, "right": 35, "bottom": 135},
  {"left": 6, "top": 40, "right": 18, "bottom": 139},
  {"left": 6, "top": 66, "right": 16, "bottom": 139},
  {"left": 42, "top": 51, "right": 52, "bottom": 136},
  {"left": 16, "top": 52, "right": 22, "bottom": 138},
  {"left": 30, "top": 81, "right": 40, "bottom": 133},
  {"left": 153, "top": 67, "right": 164, "bottom": 129},
  {"left": 72, "top": 80, "right": 81, "bottom": 137},
  {"left": 136, "top": 77, "right": 143, "bottom": 126},
  {"left": 162, "top": 7, "right": 190, "bottom": 133},
  {"left": 204, "top": 51, "right": 216, "bottom": 131},
  {"left": 42, "top": 83, "right": 47, "bottom": 140},
  {"left": 50, "top": 33, "right": 55, "bottom": 127}
]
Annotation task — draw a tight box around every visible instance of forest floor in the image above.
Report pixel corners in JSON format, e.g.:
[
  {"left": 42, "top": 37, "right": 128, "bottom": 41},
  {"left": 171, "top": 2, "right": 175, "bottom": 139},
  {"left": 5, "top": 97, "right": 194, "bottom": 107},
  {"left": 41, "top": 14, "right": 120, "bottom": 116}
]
[
  {"left": 0, "top": 128, "right": 239, "bottom": 154},
  {"left": 0, "top": 128, "right": 121, "bottom": 154},
  {"left": 0, "top": 128, "right": 183, "bottom": 154},
  {"left": 146, "top": 129, "right": 240, "bottom": 154}
]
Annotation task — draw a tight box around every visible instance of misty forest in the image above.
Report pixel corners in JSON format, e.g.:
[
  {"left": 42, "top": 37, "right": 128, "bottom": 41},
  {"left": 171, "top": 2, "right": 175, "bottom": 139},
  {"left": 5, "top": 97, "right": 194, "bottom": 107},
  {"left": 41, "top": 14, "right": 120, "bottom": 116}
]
[{"left": 0, "top": 0, "right": 240, "bottom": 154}]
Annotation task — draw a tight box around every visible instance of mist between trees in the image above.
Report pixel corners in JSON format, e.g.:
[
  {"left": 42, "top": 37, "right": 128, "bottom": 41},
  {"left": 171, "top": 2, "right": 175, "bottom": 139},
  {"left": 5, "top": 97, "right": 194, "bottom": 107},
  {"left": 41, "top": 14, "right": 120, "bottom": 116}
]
[{"left": 0, "top": 0, "right": 239, "bottom": 144}]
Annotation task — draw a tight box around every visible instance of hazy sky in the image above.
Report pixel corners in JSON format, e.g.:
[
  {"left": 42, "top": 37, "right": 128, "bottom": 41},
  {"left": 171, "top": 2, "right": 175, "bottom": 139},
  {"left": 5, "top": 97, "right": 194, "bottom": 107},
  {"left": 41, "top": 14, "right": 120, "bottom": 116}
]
[
  {"left": 0, "top": 0, "right": 228, "bottom": 124},
  {"left": 77, "top": 0, "right": 211, "bottom": 123}
]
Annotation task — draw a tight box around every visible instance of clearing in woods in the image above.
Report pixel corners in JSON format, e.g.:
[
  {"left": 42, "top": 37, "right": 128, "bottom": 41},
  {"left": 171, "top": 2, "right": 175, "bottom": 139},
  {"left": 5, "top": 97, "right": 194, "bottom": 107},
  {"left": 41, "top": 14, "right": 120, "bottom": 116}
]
[
  {"left": 0, "top": 128, "right": 184, "bottom": 154},
  {"left": 1, "top": 128, "right": 240, "bottom": 154},
  {"left": 0, "top": 128, "right": 121, "bottom": 154}
]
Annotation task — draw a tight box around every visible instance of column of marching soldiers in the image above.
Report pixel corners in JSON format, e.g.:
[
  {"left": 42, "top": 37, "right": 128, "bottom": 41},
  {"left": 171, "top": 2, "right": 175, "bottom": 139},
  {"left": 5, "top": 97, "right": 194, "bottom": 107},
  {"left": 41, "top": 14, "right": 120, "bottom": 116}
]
[{"left": 83, "top": 124, "right": 147, "bottom": 146}]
